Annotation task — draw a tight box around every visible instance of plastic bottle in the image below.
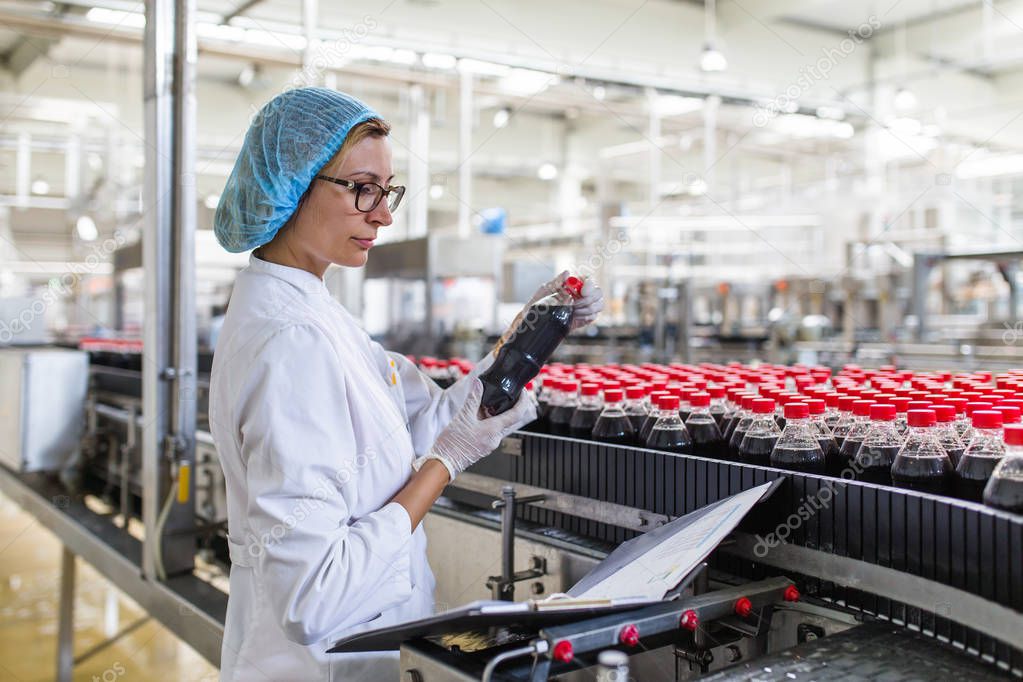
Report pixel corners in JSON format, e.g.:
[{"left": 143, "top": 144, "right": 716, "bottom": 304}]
[
  {"left": 983, "top": 424, "right": 1023, "bottom": 513},
  {"left": 831, "top": 395, "right": 859, "bottom": 449},
  {"left": 623, "top": 385, "right": 649, "bottom": 439},
  {"left": 685, "top": 391, "right": 726, "bottom": 459},
  {"left": 891, "top": 409, "right": 954, "bottom": 495},
  {"left": 569, "top": 383, "right": 603, "bottom": 439},
  {"left": 770, "top": 402, "right": 826, "bottom": 473},
  {"left": 837, "top": 400, "right": 875, "bottom": 471},
  {"left": 707, "top": 386, "right": 728, "bottom": 429},
  {"left": 536, "top": 373, "right": 555, "bottom": 426},
  {"left": 930, "top": 403, "right": 966, "bottom": 467},
  {"left": 956, "top": 410, "right": 1005, "bottom": 502},
  {"left": 639, "top": 391, "right": 672, "bottom": 444},
  {"left": 721, "top": 388, "right": 746, "bottom": 438},
  {"left": 724, "top": 394, "right": 756, "bottom": 452},
  {"left": 805, "top": 398, "right": 841, "bottom": 475},
  {"left": 823, "top": 393, "right": 842, "bottom": 429},
  {"left": 737, "top": 398, "right": 781, "bottom": 466},
  {"left": 645, "top": 394, "right": 692, "bottom": 454},
  {"left": 945, "top": 397, "right": 971, "bottom": 441},
  {"left": 479, "top": 276, "right": 583, "bottom": 416},
  {"left": 591, "top": 388, "right": 635, "bottom": 446},
  {"left": 891, "top": 397, "right": 911, "bottom": 436},
  {"left": 548, "top": 379, "right": 579, "bottom": 436},
  {"left": 854, "top": 403, "right": 901, "bottom": 485}
]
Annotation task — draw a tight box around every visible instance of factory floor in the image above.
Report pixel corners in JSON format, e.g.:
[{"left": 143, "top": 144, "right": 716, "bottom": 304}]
[{"left": 0, "top": 493, "right": 217, "bottom": 681}]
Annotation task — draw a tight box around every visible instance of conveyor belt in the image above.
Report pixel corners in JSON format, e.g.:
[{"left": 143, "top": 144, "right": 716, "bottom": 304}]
[
  {"left": 453, "top": 432, "right": 1023, "bottom": 674},
  {"left": 699, "top": 621, "right": 1013, "bottom": 681}
]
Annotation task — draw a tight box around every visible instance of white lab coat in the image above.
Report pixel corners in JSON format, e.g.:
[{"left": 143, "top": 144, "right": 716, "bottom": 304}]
[{"left": 209, "top": 254, "right": 486, "bottom": 681}]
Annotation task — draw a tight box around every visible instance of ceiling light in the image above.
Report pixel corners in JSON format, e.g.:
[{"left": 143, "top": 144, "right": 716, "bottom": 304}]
[
  {"left": 429, "top": 184, "right": 444, "bottom": 199},
  {"left": 422, "top": 53, "right": 456, "bottom": 69},
  {"left": 537, "top": 163, "right": 558, "bottom": 180},
  {"left": 492, "top": 107, "right": 510, "bottom": 129},
  {"left": 76, "top": 215, "right": 98, "bottom": 242},
  {"left": 499, "top": 68, "right": 554, "bottom": 96},
  {"left": 457, "top": 59, "right": 510, "bottom": 77},
  {"left": 204, "top": 194, "right": 220, "bottom": 210},
  {"left": 654, "top": 94, "right": 703, "bottom": 117},
  {"left": 894, "top": 87, "right": 918, "bottom": 112},
  {"left": 699, "top": 45, "right": 728, "bottom": 72},
  {"left": 815, "top": 106, "right": 845, "bottom": 121},
  {"left": 30, "top": 178, "right": 49, "bottom": 195},
  {"left": 592, "top": 85, "right": 606, "bottom": 101}
]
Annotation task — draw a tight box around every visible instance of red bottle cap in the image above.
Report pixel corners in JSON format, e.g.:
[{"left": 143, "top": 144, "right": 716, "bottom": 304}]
[
  {"left": 562, "top": 276, "right": 584, "bottom": 298},
  {"left": 580, "top": 383, "right": 601, "bottom": 396},
  {"left": 907, "top": 409, "right": 936, "bottom": 428},
  {"left": 708, "top": 385, "right": 725, "bottom": 399},
  {"left": 689, "top": 392, "right": 710, "bottom": 407},
  {"left": 995, "top": 405, "right": 1021, "bottom": 423},
  {"left": 945, "top": 397, "right": 967, "bottom": 414},
  {"left": 870, "top": 404, "right": 896, "bottom": 421},
  {"left": 552, "top": 640, "right": 574, "bottom": 663},
  {"left": 604, "top": 388, "right": 624, "bottom": 403},
  {"left": 838, "top": 395, "right": 858, "bottom": 412},
  {"left": 1004, "top": 424, "right": 1023, "bottom": 446},
  {"left": 972, "top": 410, "right": 1003, "bottom": 429},
  {"left": 741, "top": 395, "right": 759, "bottom": 410},
  {"left": 752, "top": 398, "right": 775, "bottom": 414},
  {"left": 930, "top": 404, "right": 955, "bottom": 423},
  {"left": 824, "top": 393, "right": 840, "bottom": 408},
  {"left": 907, "top": 400, "right": 931, "bottom": 411},
  {"left": 784, "top": 402, "right": 809, "bottom": 419},
  {"left": 965, "top": 401, "right": 994, "bottom": 416},
  {"left": 562, "top": 380, "right": 579, "bottom": 393},
  {"left": 658, "top": 395, "right": 681, "bottom": 411},
  {"left": 853, "top": 400, "right": 874, "bottom": 417},
  {"left": 890, "top": 397, "right": 911, "bottom": 413},
  {"left": 805, "top": 399, "right": 826, "bottom": 415},
  {"left": 625, "top": 386, "right": 645, "bottom": 400}
]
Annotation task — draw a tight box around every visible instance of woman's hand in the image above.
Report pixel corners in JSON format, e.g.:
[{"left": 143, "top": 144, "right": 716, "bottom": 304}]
[{"left": 414, "top": 379, "right": 536, "bottom": 480}]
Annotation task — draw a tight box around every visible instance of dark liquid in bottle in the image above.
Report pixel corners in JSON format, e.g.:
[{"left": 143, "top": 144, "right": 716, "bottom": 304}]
[
  {"left": 679, "top": 408, "right": 691, "bottom": 423},
  {"left": 686, "top": 419, "right": 725, "bottom": 459},
  {"left": 838, "top": 436, "right": 863, "bottom": 469},
  {"left": 722, "top": 414, "right": 740, "bottom": 443},
  {"left": 710, "top": 406, "right": 727, "bottom": 429},
  {"left": 770, "top": 446, "right": 825, "bottom": 473},
  {"left": 628, "top": 413, "right": 647, "bottom": 443},
  {"left": 776, "top": 415, "right": 787, "bottom": 431},
  {"left": 569, "top": 407, "right": 601, "bottom": 439},
  {"left": 737, "top": 434, "right": 778, "bottom": 466},
  {"left": 944, "top": 446, "right": 965, "bottom": 468},
  {"left": 591, "top": 415, "right": 635, "bottom": 446},
  {"left": 646, "top": 426, "right": 692, "bottom": 454},
  {"left": 819, "top": 437, "right": 842, "bottom": 476},
  {"left": 638, "top": 414, "right": 659, "bottom": 444},
  {"left": 547, "top": 405, "right": 575, "bottom": 436},
  {"left": 855, "top": 444, "right": 901, "bottom": 485},
  {"left": 824, "top": 413, "right": 841, "bottom": 429},
  {"left": 728, "top": 423, "right": 750, "bottom": 458},
  {"left": 955, "top": 454, "right": 1001, "bottom": 502},
  {"left": 435, "top": 377, "right": 454, "bottom": 389},
  {"left": 984, "top": 476, "right": 1023, "bottom": 513},
  {"left": 891, "top": 455, "right": 953, "bottom": 495},
  {"left": 479, "top": 304, "right": 572, "bottom": 416}
]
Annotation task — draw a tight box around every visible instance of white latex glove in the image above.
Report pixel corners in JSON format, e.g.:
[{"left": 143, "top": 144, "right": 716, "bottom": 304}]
[
  {"left": 414, "top": 379, "right": 537, "bottom": 481},
  {"left": 526, "top": 270, "right": 604, "bottom": 331}
]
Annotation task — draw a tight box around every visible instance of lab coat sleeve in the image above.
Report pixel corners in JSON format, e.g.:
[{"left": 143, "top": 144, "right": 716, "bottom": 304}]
[
  {"left": 238, "top": 325, "right": 415, "bottom": 646},
  {"left": 384, "top": 349, "right": 495, "bottom": 456}
]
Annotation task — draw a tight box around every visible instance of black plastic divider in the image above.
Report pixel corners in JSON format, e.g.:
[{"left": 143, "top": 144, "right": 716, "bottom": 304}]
[{"left": 459, "top": 432, "right": 1023, "bottom": 673}]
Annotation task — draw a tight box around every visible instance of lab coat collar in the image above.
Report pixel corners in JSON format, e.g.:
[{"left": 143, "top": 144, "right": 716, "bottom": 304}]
[{"left": 248, "top": 253, "right": 328, "bottom": 296}]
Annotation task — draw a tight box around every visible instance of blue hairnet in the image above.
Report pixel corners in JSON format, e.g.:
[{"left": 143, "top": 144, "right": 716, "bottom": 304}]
[{"left": 214, "top": 87, "right": 380, "bottom": 252}]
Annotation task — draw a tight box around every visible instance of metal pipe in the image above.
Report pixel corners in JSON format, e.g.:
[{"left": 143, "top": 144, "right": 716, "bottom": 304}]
[
  {"left": 500, "top": 485, "right": 516, "bottom": 600},
  {"left": 56, "top": 547, "right": 76, "bottom": 682}
]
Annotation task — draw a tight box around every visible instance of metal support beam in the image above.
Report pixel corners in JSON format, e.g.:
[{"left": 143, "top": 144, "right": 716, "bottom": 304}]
[
  {"left": 457, "top": 70, "right": 473, "bottom": 239},
  {"left": 56, "top": 547, "right": 75, "bottom": 682},
  {"left": 142, "top": 0, "right": 197, "bottom": 580}
]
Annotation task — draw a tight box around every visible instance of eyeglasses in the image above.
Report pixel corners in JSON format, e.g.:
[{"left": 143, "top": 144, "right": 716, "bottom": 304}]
[{"left": 315, "top": 175, "right": 406, "bottom": 213}]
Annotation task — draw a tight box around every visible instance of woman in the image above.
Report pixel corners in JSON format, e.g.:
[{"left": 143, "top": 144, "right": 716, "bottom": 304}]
[{"left": 209, "top": 87, "right": 603, "bottom": 681}]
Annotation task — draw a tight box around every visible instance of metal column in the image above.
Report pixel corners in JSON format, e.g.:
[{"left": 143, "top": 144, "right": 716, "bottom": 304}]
[
  {"left": 457, "top": 70, "right": 473, "bottom": 239},
  {"left": 56, "top": 548, "right": 75, "bottom": 682},
  {"left": 142, "top": 0, "right": 197, "bottom": 580}
]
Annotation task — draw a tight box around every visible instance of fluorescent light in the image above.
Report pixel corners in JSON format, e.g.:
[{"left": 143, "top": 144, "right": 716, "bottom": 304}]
[
  {"left": 815, "top": 106, "right": 845, "bottom": 120},
  {"left": 537, "top": 163, "right": 558, "bottom": 180},
  {"left": 422, "top": 53, "right": 456, "bottom": 69},
  {"left": 429, "top": 184, "right": 444, "bottom": 199},
  {"left": 894, "top": 87, "right": 918, "bottom": 111},
  {"left": 956, "top": 153, "right": 1023, "bottom": 179},
  {"left": 499, "top": 68, "right": 554, "bottom": 96},
  {"left": 654, "top": 94, "right": 703, "bottom": 117},
  {"left": 457, "top": 59, "right": 510, "bottom": 77},
  {"left": 86, "top": 7, "right": 145, "bottom": 28},
  {"left": 204, "top": 194, "right": 220, "bottom": 210},
  {"left": 699, "top": 45, "right": 727, "bottom": 72},
  {"left": 492, "top": 108, "right": 510, "bottom": 128},
  {"left": 592, "top": 85, "right": 606, "bottom": 101},
  {"left": 76, "top": 215, "right": 98, "bottom": 242},
  {"left": 30, "top": 178, "right": 49, "bottom": 195},
  {"left": 688, "top": 178, "right": 708, "bottom": 195}
]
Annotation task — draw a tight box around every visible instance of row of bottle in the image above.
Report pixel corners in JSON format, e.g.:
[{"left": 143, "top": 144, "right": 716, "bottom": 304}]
[{"left": 531, "top": 378, "right": 1023, "bottom": 512}]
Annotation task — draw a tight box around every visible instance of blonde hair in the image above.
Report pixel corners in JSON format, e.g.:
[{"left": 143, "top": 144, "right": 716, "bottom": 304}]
[{"left": 321, "top": 117, "right": 391, "bottom": 175}]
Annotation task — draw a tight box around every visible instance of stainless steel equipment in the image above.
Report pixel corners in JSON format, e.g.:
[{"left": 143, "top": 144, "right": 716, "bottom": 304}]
[{"left": 0, "top": 348, "right": 87, "bottom": 471}]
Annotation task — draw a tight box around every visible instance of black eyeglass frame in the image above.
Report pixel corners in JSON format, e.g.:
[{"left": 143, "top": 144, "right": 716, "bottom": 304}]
[{"left": 315, "top": 174, "right": 406, "bottom": 212}]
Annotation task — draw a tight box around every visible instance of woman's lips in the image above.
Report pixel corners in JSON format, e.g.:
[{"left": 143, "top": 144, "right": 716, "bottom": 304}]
[{"left": 351, "top": 237, "right": 375, "bottom": 249}]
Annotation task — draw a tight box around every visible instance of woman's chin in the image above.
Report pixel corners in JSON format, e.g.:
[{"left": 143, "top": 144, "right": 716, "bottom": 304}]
[{"left": 335, "top": 249, "right": 370, "bottom": 268}]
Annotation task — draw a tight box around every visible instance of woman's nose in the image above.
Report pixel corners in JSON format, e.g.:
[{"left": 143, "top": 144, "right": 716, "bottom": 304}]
[{"left": 368, "top": 200, "right": 392, "bottom": 227}]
